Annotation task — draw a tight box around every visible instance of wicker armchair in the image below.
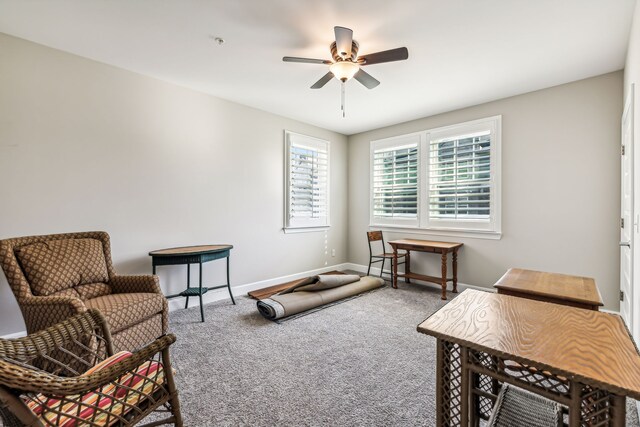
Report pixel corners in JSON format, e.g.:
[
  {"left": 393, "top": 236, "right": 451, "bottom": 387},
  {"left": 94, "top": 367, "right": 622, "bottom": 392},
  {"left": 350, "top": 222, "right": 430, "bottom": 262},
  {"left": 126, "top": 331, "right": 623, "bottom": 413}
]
[
  {"left": 0, "top": 232, "right": 168, "bottom": 352},
  {"left": 0, "top": 309, "right": 183, "bottom": 426}
]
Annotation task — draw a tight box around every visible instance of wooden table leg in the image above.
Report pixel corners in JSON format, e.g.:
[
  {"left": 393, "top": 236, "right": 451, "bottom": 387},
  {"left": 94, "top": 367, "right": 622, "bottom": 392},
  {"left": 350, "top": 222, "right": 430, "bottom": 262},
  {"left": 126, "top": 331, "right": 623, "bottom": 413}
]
[
  {"left": 441, "top": 252, "right": 448, "bottom": 300},
  {"left": 436, "top": 339, "right": 445, "bottom": 426},
  {"left": 392, "top": 248, "right": 398, "bottom": 289},
  {"left": 569, "top": 381, "right": 581, "bottom": 427},
  {"left": 452, "top": 249, "right": 458, "bottom": 293},
  {"left": 436, "top": 339, "right": 463, "bottom": 426},
  {"left": 405, "top": 251, "right": 411, "bottom": 283},
  {"left": 461, "top": 347, "right": 470, "bottom": 427},
  {"left": 610, "top": 394, "right": 626, "bottom": 427},
  {"left": 469, "top": 372, "right": 482, "bottom": 427}
]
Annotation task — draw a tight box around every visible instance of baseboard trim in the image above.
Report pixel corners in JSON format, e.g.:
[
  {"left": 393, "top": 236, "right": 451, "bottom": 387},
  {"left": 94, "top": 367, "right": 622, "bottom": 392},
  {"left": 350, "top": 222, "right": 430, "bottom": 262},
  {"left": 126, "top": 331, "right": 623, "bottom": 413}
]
[
  {"left": 1, "top": 262, "right": 621, "bottom": 337},
  {"left": 169, "top": 262, "right": 352, "bottom": 311},
  {"left": 347, "top": 263, "right": 622, "bottom": 315},
  {"left": 0, "top": 263, "right": 353, "bottom": 338}
]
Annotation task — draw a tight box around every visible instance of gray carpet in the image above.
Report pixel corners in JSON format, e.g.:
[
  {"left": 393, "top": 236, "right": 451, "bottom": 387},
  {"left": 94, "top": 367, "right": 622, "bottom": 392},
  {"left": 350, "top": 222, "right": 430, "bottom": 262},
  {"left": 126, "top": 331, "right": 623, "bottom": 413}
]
[{"left": 165, "top": 281, "right": 640, "bottom": 426}]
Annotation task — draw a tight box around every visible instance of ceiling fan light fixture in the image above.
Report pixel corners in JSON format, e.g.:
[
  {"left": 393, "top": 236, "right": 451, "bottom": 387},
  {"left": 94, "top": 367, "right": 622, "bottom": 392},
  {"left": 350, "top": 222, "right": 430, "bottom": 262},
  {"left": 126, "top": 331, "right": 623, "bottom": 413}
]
[
  {"left": 283, "top": 26, "right": 408, "bottom": 117},
  {"left": 329, "top": 61, "right": 360, "bottom": 82}
]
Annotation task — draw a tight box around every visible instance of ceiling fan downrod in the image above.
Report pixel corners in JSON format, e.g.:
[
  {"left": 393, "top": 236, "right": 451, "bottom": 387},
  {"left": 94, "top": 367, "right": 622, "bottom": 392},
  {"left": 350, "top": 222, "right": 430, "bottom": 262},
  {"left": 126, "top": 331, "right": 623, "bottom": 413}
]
[{"left": 341, "top": 81, "right": 346, "bottom": 118}]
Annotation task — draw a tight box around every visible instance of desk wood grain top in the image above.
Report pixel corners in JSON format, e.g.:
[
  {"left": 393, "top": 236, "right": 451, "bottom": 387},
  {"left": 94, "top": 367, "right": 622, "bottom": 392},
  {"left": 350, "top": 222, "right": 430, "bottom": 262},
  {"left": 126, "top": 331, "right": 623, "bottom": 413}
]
[
  {"left": 149, "top": 245, "right": 233, "bottom": 257},
  {"left": 388, "top": 239, "right": 463, "bottom": 250},
  {"left": 417, "top": 289, "right": 640, "bottom": 397},
  {"left": 494, "top": 268, "right": 603, "bottom": 307}
]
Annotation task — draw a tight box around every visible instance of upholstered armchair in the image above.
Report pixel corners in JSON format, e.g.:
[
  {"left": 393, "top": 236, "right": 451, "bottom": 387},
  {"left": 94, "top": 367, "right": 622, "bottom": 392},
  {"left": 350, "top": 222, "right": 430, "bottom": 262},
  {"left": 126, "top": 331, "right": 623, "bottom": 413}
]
[{"left": 0, "top": 231, "right": 168, "bottom": 352}]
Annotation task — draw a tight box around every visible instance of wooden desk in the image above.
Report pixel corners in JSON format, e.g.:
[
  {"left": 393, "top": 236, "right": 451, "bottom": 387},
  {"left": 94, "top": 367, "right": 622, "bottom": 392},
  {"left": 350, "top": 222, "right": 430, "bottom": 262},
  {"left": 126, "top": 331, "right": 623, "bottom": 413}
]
[
  {"left": 149, "top": 245, "right": 235, "bottom": 322},
  {"left": 417, "top": 289, "right": 640, "bottom": 426},
  {"left": 494, "top": 268, "right": 603, "bottom": 310},
  {"left": 388, "top": 239, "right": 463, "bottom": 300}
]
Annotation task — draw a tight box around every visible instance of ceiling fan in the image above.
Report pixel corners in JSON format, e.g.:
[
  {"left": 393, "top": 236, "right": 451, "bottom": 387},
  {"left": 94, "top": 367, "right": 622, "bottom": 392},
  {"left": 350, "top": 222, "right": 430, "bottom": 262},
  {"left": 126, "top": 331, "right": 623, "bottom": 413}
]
[{"left": 283, "top": 26, "right": 409, "bottom": 117}]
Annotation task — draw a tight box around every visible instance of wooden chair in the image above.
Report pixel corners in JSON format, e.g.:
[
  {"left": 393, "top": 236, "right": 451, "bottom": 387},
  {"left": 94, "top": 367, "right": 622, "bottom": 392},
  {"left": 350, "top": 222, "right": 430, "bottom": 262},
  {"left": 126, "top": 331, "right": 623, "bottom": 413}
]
[
  {"left": 0, "top": 309, "right": 183, "bottom": 427},
  {"left": 366, "top": 231, "right": 406, "bottom": 283}
]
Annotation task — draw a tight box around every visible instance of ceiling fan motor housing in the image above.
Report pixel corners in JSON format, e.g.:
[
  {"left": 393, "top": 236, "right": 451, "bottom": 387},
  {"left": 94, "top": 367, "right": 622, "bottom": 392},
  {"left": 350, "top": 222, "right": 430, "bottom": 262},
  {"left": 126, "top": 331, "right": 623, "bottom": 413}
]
[{"left": 330, "top": 41, "right": 359, "bottom": 62}]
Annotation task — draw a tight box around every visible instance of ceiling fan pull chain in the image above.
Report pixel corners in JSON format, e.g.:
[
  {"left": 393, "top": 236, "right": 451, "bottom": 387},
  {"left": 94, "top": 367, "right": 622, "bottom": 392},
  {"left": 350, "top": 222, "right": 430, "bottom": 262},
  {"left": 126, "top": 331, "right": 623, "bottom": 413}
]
[{"left": 341, "top": 81, "right": 346, "bottom": 118}]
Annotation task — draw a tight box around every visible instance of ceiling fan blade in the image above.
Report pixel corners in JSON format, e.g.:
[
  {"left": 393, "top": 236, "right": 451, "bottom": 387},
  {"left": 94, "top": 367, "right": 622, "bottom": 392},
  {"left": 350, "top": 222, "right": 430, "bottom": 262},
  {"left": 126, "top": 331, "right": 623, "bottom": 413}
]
[
  {"left": 354, "top": 69, "right": 380, "bottom": 89},
  {"left": 311, "top": 72, "right": 334, "bottom": 89},
  {"left": 334, "top": 26, "right": 354, "bottom": 58},
  {"left": 359, "top": 47, "right": 409, "bottom": 65},
  {"left": 283, "top": 56, "right": 332, "bottom": 65}
]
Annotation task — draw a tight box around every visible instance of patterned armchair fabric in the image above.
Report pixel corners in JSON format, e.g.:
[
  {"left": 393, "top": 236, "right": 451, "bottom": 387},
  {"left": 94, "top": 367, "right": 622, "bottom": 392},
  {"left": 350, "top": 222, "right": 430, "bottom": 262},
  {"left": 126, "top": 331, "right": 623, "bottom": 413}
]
[{"left": 0, "top": 231, "right": 168, "bottom": 352}]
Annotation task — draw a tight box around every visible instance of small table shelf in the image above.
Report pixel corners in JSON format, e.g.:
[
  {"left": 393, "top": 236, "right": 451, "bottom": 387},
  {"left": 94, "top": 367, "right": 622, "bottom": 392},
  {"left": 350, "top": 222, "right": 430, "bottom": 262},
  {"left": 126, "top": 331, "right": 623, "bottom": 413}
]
[{"left": 149, "top": 244, "right": 235, "bottom": 322}]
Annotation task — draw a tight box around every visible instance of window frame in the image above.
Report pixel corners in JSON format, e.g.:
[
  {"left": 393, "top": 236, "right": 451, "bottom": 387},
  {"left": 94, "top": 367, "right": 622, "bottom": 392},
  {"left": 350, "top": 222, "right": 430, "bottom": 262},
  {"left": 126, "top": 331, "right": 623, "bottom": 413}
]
[
  {"left": 284, "top": 130, "right": 330, "bottom": 233},
  {"left": 369, "top": 132, "right": 422, "bottom": 228},
  {"left": 369, "top": 116, "right": 502, "bottom": 240}
]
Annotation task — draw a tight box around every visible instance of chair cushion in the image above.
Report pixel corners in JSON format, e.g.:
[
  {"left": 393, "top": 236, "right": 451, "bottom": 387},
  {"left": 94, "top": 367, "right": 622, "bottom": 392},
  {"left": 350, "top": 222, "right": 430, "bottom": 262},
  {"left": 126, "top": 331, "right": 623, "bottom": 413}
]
[
  {"left": 75, "top": 282, "right": 112, "bottom": 300},
  {"left": 112, "top": 314, "right": 163, "bottom": 352},
  {"left": 83, "top": 350, "right": 133, "bottom": 375},
  {"left": 49, "top": 287, "right": 83, "bottom": 299},
  {"left": 15, "top": 238, "right": 109, "bottom": 296},
  {"left": 25, "top": 351, "right": 165, "bottom": 427},
  {"left": 85, "top": 293, "right": 165, "bottom": 333}
]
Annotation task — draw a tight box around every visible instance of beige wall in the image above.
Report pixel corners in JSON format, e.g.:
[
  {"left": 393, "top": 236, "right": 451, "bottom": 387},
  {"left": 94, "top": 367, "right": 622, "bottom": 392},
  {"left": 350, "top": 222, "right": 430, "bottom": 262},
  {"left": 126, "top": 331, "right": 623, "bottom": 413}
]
[
  {"left": 625, "top": 0, "right": 639, "bottom": 109},
  {"left": 0, "top": 33, "right": 349, "bottom": 336},
  {"left": 0, "top": 31, "right": 626, "bottom": 336},
  {"left": 348, "top": 72, "right": 623, "bottom": 310}
]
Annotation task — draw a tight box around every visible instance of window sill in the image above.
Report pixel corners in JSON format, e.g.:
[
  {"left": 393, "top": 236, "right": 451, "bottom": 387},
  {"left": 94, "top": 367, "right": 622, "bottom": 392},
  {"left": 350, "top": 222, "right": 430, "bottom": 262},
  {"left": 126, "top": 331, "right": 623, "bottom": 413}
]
[
  {"left": 369, "top": 224, "right": 502, "bottom": 240},
  {"left": 283, "top": 226, "right": 330, "bottom": 234}
]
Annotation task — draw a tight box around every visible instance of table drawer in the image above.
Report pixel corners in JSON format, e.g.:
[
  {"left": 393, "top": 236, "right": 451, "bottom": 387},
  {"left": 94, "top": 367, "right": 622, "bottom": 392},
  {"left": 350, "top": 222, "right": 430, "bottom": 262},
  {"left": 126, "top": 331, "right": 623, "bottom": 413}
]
[{"left": 402, "top": 245, "right": 438, "bottom": 253}]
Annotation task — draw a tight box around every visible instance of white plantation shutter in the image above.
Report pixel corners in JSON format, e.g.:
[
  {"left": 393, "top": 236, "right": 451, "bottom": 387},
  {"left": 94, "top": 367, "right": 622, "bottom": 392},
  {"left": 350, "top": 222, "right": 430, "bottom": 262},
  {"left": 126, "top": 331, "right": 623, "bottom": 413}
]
[
  {"left": 285, "top": 132, "right": 330, "bottom": 229},
  {"left": 428, "top": 131, "right": 491, "bottom": 220},
  {"left": 370, "top": 135, "right": 420, "bottom": 227},
  {"left": 373, "top": 146, "right": 418, "bottom": 217},
  {"left": 370, "top": 116, "right": 501, "bottom": 236}
]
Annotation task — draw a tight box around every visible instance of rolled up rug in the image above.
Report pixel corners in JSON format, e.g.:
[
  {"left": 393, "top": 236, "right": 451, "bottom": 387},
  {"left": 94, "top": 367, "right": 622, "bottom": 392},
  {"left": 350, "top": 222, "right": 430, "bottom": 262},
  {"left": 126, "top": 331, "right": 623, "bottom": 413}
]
[
  {"left": 257, "top": 275, "right": 385, "bottom": 321},
  {"left": 278, "top": 274, "right": 361, "bottom": 294},
  {"left": 257, "top": 298, "right": 286, "bottom": 320}
]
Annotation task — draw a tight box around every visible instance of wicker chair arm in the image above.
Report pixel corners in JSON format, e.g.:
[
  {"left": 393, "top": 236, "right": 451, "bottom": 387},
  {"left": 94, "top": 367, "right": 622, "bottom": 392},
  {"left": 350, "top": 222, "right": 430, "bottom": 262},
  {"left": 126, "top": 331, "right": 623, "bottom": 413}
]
[
  {"left": 109, "top": 275, "right": 162, "bottom": 294},
  {"left": 0, "top": 334, "right": 176, "bottom": 396},
  {"left": 0, "top": 310, "right": 108, "bottom": 361}
]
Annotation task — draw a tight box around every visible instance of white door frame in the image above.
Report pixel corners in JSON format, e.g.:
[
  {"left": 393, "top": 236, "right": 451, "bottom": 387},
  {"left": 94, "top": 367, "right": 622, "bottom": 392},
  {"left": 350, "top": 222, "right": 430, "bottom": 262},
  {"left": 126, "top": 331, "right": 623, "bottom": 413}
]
[
  {"left": 621, "top": 93, "right": 633, "bottom": 329},
  {"left": 623, "top": 83, "right": 636, "bottom": 336}
]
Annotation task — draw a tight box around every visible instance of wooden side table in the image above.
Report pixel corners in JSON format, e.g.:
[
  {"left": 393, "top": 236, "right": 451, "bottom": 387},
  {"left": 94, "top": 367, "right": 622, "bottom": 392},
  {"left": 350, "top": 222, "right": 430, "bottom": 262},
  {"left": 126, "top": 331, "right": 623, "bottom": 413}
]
[
  {"left": 388, "top": 239, "right": 463, "bottom": 300},
  {"left": 494, "top": 268, "right": 603, "bottom": 310},
  {"left": 149, "top": 245, "right": 235, "bottom": 322},
  {"left": 417, "top": 289, "right": 640, "bottom": 426}
]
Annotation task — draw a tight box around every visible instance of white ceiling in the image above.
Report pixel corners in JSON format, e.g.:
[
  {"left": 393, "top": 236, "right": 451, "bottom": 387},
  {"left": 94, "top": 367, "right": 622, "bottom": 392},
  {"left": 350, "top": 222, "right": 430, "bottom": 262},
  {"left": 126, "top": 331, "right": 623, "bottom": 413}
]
[{"left": 0, "top": 0, "right": 635, "bottom": 135}]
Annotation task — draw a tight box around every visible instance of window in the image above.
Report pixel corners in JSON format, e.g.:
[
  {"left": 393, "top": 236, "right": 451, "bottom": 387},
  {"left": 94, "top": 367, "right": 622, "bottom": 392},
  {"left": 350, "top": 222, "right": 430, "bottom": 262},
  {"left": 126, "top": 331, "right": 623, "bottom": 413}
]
[
  {"left": 285, "top": 131, "right": 330, "bottom": 231},
  {"left": 370, "top": 116, "right": 501, "bottom": 238},
  {"left": 370, "top": 134, "right": 420, "bottom": 227}
]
